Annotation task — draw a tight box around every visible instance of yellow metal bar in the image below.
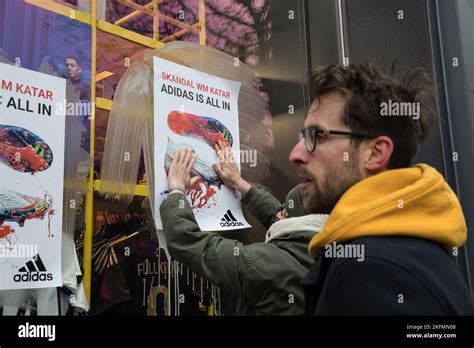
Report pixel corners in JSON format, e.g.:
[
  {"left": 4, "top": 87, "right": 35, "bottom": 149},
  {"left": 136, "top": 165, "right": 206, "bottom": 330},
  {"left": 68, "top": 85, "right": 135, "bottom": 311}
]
[
  {"left": 156, "top": 13, "right": 194, "bottom": 31},
  {"left": 83, "top": 0, "right": 97, "bottom": 305},
  {"left": 155, "top": 40, "right": 165, "bottom": 49},
  {"left": 117, "top": 0, "right": 155, "bottom": 15},
  {"left": 96, "top": 97, "right": 112, "bottom": 111},
  {"left": 95, "top": 70, "right": 114, "bottom": 82},
  {"left": 161, "top": 22, "right": 200, "bottom": 43},
  {"left": 117, "top": 0, "right": 192, "bottom": 32},
  {"left": 199, "top": 0, "right": 206, "bottom": 45},
  {"left": 93, "top": 180, "right": 149, "bottom": 197},
  {"left": 24, "top": 0, "right": 91, "bottom": 24},
  {"left": 115, "top": 2, "right": 154, "bottom": 26},
  {"left": 98, "top": 19, "right": 161, "bottom": 49},
  {"left": 153, "top": 0, "right": 159, "bottom": 42}
]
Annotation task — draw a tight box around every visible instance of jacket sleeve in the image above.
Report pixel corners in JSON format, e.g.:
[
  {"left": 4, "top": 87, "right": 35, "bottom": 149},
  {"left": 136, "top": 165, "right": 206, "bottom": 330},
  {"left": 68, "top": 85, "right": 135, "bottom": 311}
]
[
  {"left": 160, "top": 193, "right": 254, "bottom": 299},
  {"left": 241, "top": 186, "right": 282, "bottom": 229},
  {"left": 316, "top": 257, "right": 447, "bottom": 315}
]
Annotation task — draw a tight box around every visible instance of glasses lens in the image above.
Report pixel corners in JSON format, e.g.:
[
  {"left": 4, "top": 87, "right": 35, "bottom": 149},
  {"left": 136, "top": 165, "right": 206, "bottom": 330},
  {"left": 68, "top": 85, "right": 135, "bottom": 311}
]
[
  {"left": 298, "top": 129, "right": 304, "bottom": 141},
  {"left": 306, "top": 128, "right": 316, "bottom": 152}
]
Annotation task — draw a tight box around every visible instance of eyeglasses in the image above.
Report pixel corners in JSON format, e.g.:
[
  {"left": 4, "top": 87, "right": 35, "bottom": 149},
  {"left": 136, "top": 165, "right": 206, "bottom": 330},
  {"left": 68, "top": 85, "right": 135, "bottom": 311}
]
[{"left": 298, "top": 126, "right": 376, "bottom": 153}]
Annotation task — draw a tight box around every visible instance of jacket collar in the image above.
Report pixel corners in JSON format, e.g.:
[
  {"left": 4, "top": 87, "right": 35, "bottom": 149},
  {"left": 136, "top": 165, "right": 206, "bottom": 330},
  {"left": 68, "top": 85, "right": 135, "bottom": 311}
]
[{"left": 265, "top": 214, "right": 328, "bottom": 244}]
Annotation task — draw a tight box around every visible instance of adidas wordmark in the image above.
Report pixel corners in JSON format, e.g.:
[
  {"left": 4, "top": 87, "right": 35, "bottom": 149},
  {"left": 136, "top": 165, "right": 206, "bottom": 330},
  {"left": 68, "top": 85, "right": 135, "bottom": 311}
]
[
  {"left": 13, "top": 254, "right": 53, "bottom": 282},
  {"left": 220, "top": 209, "right": 244, "bottom": 227}
]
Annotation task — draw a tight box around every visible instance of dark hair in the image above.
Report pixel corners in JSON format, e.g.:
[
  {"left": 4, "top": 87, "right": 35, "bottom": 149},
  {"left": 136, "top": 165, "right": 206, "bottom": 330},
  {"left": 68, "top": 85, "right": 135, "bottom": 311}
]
[
  {"left": 308, "top": 63, "right": 437, "bottom": 169},
  {"left": 64, "top": 56, "right": 82, "bottom": 67}
]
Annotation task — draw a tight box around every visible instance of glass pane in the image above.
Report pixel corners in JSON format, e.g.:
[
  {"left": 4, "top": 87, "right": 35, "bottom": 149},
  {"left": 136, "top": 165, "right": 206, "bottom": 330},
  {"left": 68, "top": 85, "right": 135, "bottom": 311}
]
[{"left": 1, "top": 0, "right": 92, "bottom": 152}]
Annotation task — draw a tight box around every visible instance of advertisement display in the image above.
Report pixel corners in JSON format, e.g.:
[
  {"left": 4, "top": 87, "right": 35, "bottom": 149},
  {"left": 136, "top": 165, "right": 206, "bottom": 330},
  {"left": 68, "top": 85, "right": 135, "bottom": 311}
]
[
  {"left": 0, "top": 63, "right": 65, "bottom": 290},
  {"left": 153, "top": 57, "right": 250, "bottom": 231}
]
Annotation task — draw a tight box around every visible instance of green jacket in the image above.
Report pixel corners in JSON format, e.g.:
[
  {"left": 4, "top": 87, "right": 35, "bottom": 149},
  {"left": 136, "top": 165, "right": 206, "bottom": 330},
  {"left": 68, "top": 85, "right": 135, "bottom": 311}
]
[{"left": 160, "top": 186, "right": 323, "bottom": 315}]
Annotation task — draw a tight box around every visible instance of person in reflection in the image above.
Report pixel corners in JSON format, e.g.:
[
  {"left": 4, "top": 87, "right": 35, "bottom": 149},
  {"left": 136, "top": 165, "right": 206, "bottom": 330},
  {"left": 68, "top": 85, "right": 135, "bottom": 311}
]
[{"left": 64, "top": 56, "right": 90, "bottom": 102}]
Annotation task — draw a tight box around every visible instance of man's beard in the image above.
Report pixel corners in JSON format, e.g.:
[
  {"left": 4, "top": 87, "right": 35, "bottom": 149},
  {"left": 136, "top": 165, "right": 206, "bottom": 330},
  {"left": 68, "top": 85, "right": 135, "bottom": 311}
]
[{"left": 302, "top": 158, "right": 362, "bottom": 214}]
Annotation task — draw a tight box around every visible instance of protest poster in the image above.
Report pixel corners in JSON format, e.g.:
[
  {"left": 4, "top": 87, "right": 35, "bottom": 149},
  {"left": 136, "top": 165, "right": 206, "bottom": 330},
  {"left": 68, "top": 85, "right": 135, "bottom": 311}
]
[
  {"left": 153, "top": 57, "right": 250, "bottom": 231},
  {"left": 1, "top": 63, "right": 65, "bottom": 290}
]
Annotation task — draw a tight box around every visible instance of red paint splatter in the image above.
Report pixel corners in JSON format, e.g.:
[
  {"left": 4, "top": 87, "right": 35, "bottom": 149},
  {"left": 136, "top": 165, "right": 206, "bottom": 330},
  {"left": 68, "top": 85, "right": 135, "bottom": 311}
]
[
  {"left": 0, "top": 225, "right": 16, "bottom": 247},
  {"left": 0, "top": 225, "right": 15, "bottom": 239},
  {"left": 48, "top": 209, "right": 55, "bottom": 237},
  {"left": 190, "top": 183, "right": 217, "bottom": 209},
  {"left": 0, "top": 226, "right": 15, "bottom": 250}
]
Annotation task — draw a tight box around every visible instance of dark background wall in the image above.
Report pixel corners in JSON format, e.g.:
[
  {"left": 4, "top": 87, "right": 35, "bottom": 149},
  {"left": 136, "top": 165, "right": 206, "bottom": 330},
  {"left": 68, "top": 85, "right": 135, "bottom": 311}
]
[
  {"left": 307, "top": 0, "right": 339, "bottom": 67},
  {"left": 426, "top": 0, "right": 474, "bottom": 293},
  {"left": 344, "top": 0, "right": 445, "bottom": 173},
  {"left": 456, "top": 0, "right": 474, "bottom": 294},
  {"left": 457, "top": 0, "right": 474, "bottom": 154},
  {"left": 342, "top": 0, "right": 474, "bottom": 293}
]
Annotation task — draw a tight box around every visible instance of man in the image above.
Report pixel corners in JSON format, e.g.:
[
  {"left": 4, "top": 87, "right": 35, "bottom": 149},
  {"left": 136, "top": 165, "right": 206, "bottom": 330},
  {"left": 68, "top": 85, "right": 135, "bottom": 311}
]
[
  {"left": 289, "top": 63, "right": 474, "bottom": 315},
  {"left": 64, "top": 56, "right": 90, "bottom": 101},
  {"left": 64, "top": 56, "right": 90, "bottom": 150},
  {"left": 160, "top": 141, "right": 328, "bottom": 315}
]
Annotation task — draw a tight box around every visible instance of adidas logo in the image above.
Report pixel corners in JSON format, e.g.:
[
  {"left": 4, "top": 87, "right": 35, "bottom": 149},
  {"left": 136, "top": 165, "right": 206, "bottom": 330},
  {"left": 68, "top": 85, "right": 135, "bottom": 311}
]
[
  {"left": 13, "top": 254, "right": 53, "bottom": 282},
  {"left": 220, "top": 209, "right": 244, "bottom": 227}
]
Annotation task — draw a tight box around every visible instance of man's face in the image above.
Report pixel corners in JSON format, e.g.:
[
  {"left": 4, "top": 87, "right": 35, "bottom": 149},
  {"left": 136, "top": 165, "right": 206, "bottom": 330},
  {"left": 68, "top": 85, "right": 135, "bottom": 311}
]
[
  {"left": 289, "top": 93, "right": 365, "bottom": 214},
  {"left": 65, "top": 58, "right": 81, "bottom": 80}
]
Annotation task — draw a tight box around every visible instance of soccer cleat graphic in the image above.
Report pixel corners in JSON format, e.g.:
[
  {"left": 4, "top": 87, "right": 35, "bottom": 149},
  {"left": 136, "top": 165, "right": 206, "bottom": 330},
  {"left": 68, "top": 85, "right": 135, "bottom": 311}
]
[
  {"left": 0, "top": 124, "right": 53, "bottom": 174},
  {"left": 0, "top": 188, "right": 53, "bottom": 228},
  {"left": 164, "top": 138, "right": 222, "bottom": 209},
  {"left": 167, "top": 111, "right": 233, "bottom": 148},
  {"left": 164, "top": 137, "right": 223, "bottom": 189}
]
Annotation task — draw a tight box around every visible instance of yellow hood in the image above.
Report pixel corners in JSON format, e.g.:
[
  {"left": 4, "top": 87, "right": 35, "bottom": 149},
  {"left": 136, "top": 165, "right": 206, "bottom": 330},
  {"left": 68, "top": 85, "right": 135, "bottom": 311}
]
[{"left": 308, "top": 164, "right": 467, "bottom": 256}]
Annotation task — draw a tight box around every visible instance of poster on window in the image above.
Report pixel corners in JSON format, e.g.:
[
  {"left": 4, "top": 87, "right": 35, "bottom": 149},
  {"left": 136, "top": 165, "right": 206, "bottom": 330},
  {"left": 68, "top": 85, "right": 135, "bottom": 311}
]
[
  {"left": 153, "top": 57, "right": 250, "bottom": 231},
  {"left": 0, "top": 63, "right": 65, "bottom": 290}
]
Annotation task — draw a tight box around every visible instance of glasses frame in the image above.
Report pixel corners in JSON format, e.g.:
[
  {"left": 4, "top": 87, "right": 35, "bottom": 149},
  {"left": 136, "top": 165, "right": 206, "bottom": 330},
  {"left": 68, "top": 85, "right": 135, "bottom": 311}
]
[{"left": 299, "top": 126, "right": 377, "bottom": 153}]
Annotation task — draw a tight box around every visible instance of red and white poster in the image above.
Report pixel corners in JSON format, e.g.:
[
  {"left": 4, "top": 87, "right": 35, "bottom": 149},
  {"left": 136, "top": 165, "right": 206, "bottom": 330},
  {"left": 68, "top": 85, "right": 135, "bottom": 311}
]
[
  {"left": 0, "top": 63, "right": 65, "bottom": 290},
  {"left": 153, "top": 57, "right": 250, "bottom": 231}
]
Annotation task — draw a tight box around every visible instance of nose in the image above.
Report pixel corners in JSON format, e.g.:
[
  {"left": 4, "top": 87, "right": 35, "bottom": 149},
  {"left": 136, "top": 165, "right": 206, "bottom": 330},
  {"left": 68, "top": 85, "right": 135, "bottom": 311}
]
[{"left": 289, "top": 138, "right": 308, "bottom": 165}]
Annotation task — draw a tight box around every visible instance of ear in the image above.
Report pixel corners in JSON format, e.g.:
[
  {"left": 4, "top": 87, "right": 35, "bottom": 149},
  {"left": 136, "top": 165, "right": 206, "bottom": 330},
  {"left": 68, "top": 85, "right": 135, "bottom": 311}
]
[{"left": 364, "top": 136, "right": 394, "bottom": 172}]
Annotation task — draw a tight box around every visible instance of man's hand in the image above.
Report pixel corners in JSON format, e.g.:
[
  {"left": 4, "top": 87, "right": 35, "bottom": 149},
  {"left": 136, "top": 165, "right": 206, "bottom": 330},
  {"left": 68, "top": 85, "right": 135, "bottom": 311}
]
[
  {"left": 212, "top": 140, "right": 251, "bottom": 196},
  {"left": 168, "top": 147, "right": 200, "bottom": 194}
]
